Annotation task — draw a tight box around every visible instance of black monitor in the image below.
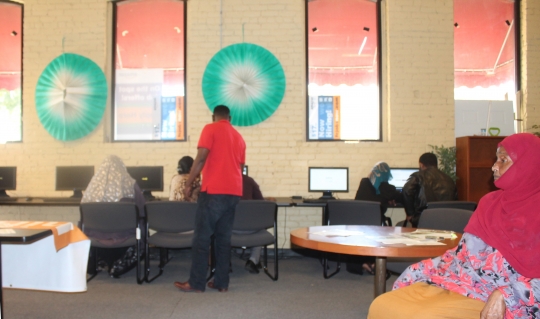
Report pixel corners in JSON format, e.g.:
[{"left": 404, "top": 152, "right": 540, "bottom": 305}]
[
  {"left": 391, "top": 168, "right": 418, "bottom": 190},
  {"left": 0, "top": 167, "right": 17, "bottom": 197},
  {"left": 126, "top": 166, "right": 164, "bottom": 199},
  {"left": 308, "top": 167, "right": 349, "bottom": 199},
  {"left": 55, "top": 166, "right": 95, "bottom": 198}
]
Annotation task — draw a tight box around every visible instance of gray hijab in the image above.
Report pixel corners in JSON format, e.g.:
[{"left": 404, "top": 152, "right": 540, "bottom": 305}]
[{"left": 82, "top": 155, "right": 135, "bottom": 203}]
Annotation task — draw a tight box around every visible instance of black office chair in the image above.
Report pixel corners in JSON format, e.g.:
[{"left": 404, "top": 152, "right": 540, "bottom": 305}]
[
  {"left": 323, "top": 200, "right": 381, "bottom": 278},
  {"left": 144, "top": 201, "right": 197, "bottom": 283},
  {"left": 80, "top": 202, "right": 144, "bottom": 284},
  {"left": 400, "top": 201, "right": 476, "bottom": 227},
  {"left": 387, "top": 207, "right": 474, "bottom": 275},
  {"left": 230, "top": 200, "right": 278, "bottom": 281},
  {"left": 426, "top": 201, "right": 477, "bottom": 211}
]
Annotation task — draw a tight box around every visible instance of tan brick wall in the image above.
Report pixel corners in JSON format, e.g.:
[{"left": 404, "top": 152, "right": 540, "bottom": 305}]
[
  {"left": 521, "top": 0, "right": 540, "bottom": 133},
  {"left": 0, "top": 0, "right": 538, "bottom": 248}
]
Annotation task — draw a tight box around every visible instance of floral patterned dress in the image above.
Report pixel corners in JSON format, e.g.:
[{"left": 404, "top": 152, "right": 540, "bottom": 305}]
[{"left": 393, "top": 233, "right": 540, "bottom": 319}]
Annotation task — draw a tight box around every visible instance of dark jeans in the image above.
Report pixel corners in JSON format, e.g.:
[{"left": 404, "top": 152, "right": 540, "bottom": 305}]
[{"left": 188, "top": 192, "right": 240, "bottom": 291}]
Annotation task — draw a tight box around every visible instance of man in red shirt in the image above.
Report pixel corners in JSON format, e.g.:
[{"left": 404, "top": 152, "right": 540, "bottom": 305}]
[{"left": 174, "top": 105, "right": 246, "bottom": 293}]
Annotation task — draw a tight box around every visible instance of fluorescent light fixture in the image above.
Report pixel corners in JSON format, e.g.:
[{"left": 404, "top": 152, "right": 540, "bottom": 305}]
[{"left": 358, "top": 36, "right": 367, "bottom": 55}]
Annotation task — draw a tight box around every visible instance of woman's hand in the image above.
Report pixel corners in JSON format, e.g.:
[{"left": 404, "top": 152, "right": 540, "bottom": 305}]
[
  {"left": 480, "top": 290, "right": 506, "bottom": 319},
  {"left": 183, "top": 185, "right": 192, "bottom": 199}
]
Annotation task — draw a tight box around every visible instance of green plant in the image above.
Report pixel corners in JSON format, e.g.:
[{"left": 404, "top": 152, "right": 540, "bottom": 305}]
[
  {"left": 429, "top": 144, "right": 457, "bottom": 181},
  {"left": 531, "top": 125, "right": 540, "bottom": 138}
]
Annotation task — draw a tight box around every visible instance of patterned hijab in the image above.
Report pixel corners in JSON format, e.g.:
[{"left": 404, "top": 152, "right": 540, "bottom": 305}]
[
  {"left": 465, "top": 133, "right": 540, "bottom": 278},
  {"left": 82, "top": 155, "right": 135, "bottom": 203},
  {"left": 368, "top": 162, "right": 392, "bottom": 195}
]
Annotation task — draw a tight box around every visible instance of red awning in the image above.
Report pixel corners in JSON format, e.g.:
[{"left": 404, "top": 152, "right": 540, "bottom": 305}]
[{"left": 0, "top": 3, "right": 22, "bottom": 91}]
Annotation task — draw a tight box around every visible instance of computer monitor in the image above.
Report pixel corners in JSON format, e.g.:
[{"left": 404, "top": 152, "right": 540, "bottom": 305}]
[
  {"left": 126, "top": 166, "right": 164, "bottom": 199},
  {"left": 0, "top": 167, "right": 17, "bottom": 197},
  {"left": 391, "top": 168, "right": 418, "bottom": 190},
  {"left": 308, "top": 167, "right": 349, "bottom": 199},
  {"left": 243, "top": 165, "right": 248, "bottom": 176},
  {"left": 55, "top": 166, "right": 95, "bottom": 198}
]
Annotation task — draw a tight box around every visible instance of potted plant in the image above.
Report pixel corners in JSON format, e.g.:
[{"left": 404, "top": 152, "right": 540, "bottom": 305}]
[{"left": 429, "top": 144, "right": 457, "bottom": 181}]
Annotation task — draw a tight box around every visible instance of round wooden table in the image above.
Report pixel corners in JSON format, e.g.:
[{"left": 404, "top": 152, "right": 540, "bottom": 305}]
[{"left": 290, "top": 225, "right": 462, "bottom": 297}]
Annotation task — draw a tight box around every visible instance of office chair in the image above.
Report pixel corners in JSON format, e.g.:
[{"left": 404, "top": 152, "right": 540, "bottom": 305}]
[
  {"left": 323, "top": 200, "right": 381, "bottom": 278},
  {"left": 400, "top": 201, "right": 476, "bottom": 227},
  {"left": 387, "top": 207, "right": 473, "bottom": 275},
  {"left": 230, "top": 200, "right": 279, "bottom": 281},
  {"left": 144, "top": 201, "right": 197, "bottom": 283},
  {"left": 80, "top": 202, "right": 144, "bottom": 284},
  {"left": 426, "top": 201, "right": 477, "bottom": 211}
]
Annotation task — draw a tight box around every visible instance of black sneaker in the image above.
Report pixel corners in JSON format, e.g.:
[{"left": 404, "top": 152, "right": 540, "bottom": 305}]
[{"left": 245, "top": 260, "right": 260, "bottom": 274}]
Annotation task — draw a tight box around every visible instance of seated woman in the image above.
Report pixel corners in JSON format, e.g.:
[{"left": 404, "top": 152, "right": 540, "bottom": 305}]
[
  {"left": 169, "top": 156, "right": 201, "bottom": 202},
  {"left": 352, "top": 162, "right": 402, "bottom": 275},
  {"left": 368, "top": 133, "right": 540, "bottom": 319},
  {"left": 355, "top": 161, "right": 402, "bottom": 223},
  {"left": 81, "top": 155, "right": 146, "bottom": 277}
]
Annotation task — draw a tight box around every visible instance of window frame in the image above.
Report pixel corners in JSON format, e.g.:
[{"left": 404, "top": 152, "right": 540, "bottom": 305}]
[
  {"left": 111, "top": 0, "right": 187, "bottom": 143},
  {"left": 305, "top": 0, "right": 382, "bottom": 142},
  {"left": 0, "top": 0, "right": 23, "bottom": 143}
]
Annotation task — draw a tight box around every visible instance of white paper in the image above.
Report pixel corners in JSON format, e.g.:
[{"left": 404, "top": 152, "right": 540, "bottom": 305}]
[{"left": 309, "top": 230, "right": 364, "bottom": 237}]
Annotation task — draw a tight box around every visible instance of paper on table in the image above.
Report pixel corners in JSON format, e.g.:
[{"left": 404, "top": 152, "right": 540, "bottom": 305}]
[
  {"left": 412, "top": 229, "right": 455, "bottom": 239},
  {"left": 309, "top": 229, "right": 365, "bottom": 237},
  {"left": 0, "top": 229, "right": 16, "bottom": 234},
  {"left": 368, "top": 235, "right": 446, "bottom": 246}
]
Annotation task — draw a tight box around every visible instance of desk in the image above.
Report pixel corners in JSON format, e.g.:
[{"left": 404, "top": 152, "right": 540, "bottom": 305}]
[
  {"left": 273, "top": 197, "right": 328, "bottom": 224},
  {"left": 0, "top": 221, "right": 90, "bottom": 294},
  {"left": 290, "top": 225, "right": 461, "bottom": 297},
  {"left": 0, "top": 228, "right": 52, "bottom": 319}
]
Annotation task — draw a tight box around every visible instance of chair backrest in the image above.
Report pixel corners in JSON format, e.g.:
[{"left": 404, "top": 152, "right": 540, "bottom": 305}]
[
  {"left": 426, "top": 201, "right": 477, "bottom": 211},
  {"left": 326, "top": 200, "right": 381, "bottom": 226},
  {"left": 145, "top": 201, "right": 197, "bottom": 233},
  {"left": 80, "top": 202, "right": 139, "bottom": 233},
  {"left": 418, "top": 208, "right": 473, "bottom": 233},
  {"left": 232, "top": 200, "right": 277, "bottom": 231}
]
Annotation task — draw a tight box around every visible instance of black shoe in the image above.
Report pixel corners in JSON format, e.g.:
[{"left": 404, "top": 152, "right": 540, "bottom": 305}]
[{"left": 245, "top": 260, "right": 260, "bottom": 274}]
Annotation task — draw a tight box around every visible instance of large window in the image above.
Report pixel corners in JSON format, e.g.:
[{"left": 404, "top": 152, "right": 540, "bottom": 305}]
[
  {"left": 454, "top": 0, "right": 518, "bottom": 101},
  {"left": 454, "top": 0, "right": 518, "bottom": 137},
  {"left": 306, "top": 0, "right": 381, "bottom": 141},
  {"left": 0, "top": 1, "right": 22, "bottom": 143},
  {"left": 113, "top": 0, "right": 186, "bottom": 141}
]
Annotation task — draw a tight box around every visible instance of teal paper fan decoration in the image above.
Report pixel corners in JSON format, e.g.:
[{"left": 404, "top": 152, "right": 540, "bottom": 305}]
[
  {"left": 202, "top": 43, "right": 286, "bottom": 126},
  {"left": 35, "top": 53, "right": 107, "bottom": 141}
]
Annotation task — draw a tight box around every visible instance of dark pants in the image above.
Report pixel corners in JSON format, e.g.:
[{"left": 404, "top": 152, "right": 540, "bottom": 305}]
[{"left": 188, "top": 192, "right": 240, "bottom": 291}]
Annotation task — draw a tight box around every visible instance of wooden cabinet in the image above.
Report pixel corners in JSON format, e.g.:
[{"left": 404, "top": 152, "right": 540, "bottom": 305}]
[{"left": 456, "top": 136, "right": 505, "bottom": 203}]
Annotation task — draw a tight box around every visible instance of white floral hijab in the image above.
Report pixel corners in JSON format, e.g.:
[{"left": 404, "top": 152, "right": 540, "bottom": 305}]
[{"left": 82, "top": 155, "right": 135, "bottom": 203}]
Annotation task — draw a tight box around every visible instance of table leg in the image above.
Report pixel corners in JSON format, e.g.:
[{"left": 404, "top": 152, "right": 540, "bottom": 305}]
[
  {"left": 374, "top": 256, "right": 387, "bottom": 298},
  {"left": 0, "top": 242, "right": 3, "bottom": 319}
]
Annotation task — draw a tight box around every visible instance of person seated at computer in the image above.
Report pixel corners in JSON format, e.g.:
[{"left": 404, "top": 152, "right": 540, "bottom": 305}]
[
  {"left": 236, "top": 173, "right": 265, "bottom": 274},
  {"left": 355, "top": 161, "right": 403, "bottom": 217},
  {"left": 82, "top": 155, "right": 146, "bottom": 277},
  {"left": 353, "top": 161, "right": 402, "bottom": 275},
  {"left": 169, "top": 156, "right": 201, "bottom": 202},
  {"left": 402, "top": 153, "right": 456, "bottom": 227},
  {"left": 368, "top": 133, "right": 540, "bottom": 319}
]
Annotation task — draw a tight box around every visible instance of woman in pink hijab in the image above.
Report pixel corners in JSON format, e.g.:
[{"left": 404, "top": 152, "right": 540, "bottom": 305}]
[{"left": 369, "top": 133, "right": 540, "bottom": 319}]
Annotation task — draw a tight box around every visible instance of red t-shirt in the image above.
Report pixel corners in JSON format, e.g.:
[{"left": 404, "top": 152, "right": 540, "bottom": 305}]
[{"left": 198, "top": 119, "right": 245, "bottom": 196}]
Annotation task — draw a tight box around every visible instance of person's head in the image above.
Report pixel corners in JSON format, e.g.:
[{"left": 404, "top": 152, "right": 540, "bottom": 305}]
[
  {"left": 368, "top": 162, "right": 392, "bottom": 194},
  {"left": 212, "top": 105, "right": 231, "bottom": 122},
  {"left": 82, "top": 155, "right": 135, "bottom": 203},
  {"left": 492, "top": 133, "right": 540, "bottom": 189},
  {"left": 418, "top": 153, "right": 437, "bottom": 170},
  {"left": 177, "top": 156, "right": 194, "bottom": 174}
]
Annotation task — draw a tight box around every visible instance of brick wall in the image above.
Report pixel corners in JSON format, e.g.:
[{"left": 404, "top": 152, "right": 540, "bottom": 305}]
[
  {"left": 522, "top": 0, "right": 540, "bottom": 133},
  {"left": 0, "top": 0, "right": 539, "bottom": 248}
]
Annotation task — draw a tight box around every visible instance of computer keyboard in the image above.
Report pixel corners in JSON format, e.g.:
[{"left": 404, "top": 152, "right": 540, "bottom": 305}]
[
  {"left": 302, "top": 199, "right": 331, "bottom": 204},
  {"left": 42, "top": 197, "right": 82, "bottom": 203}
]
